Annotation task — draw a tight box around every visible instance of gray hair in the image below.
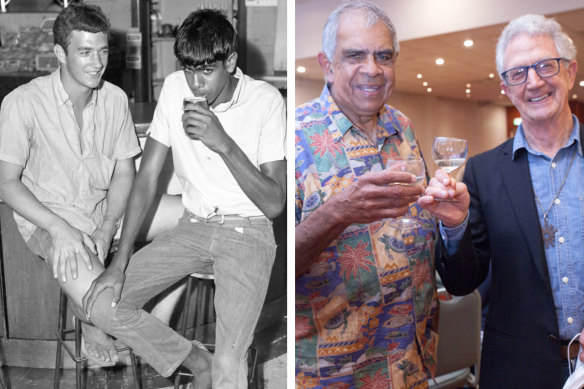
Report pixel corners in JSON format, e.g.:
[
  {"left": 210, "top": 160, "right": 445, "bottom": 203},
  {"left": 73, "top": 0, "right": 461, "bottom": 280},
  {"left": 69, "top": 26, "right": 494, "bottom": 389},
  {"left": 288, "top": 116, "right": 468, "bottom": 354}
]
[
  {"left": 496, "top": 14, "right": 577, "bottom": 77},
  {"left": 322, "top": 1, "right": 399, "bottom": 61}
]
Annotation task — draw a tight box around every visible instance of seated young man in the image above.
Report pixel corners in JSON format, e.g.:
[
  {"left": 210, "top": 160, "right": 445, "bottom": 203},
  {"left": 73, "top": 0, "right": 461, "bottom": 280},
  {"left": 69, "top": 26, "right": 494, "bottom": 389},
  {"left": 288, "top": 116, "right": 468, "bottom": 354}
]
[
  {"left": 81, "top": 9, "right": 286, "bottom": 388},
  {"left": 0, "top": 3, "right": 140, "bottom": 365}
]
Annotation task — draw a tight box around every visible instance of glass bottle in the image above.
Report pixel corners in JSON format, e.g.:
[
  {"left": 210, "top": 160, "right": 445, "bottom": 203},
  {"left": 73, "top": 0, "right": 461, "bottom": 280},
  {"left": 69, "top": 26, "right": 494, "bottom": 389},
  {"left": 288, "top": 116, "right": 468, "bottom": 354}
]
[{"left": 150, "top": 2, "right": 162, "bottom": 37}]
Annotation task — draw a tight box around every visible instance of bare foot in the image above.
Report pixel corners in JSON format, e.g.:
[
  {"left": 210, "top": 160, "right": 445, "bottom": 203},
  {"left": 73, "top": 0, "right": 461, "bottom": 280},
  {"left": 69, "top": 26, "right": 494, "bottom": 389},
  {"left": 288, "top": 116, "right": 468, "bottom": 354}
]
[
  {"left": 81, "top": 322, "right": 120, "bottom": 366},
  {"left": 184, "top": 340, "right": 212, "bottom": 388}
]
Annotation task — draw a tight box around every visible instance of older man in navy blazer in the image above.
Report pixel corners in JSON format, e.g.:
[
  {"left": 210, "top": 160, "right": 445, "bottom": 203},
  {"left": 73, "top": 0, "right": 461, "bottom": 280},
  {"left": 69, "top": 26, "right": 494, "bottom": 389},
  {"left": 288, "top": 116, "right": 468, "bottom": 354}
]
[{"left": 419, "top": 14, "right": 584, "bottom": 389}]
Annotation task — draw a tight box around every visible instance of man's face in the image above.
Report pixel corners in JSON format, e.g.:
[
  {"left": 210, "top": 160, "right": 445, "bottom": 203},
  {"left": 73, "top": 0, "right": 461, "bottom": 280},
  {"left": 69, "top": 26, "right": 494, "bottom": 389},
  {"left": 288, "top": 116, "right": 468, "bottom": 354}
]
[
  {"left": 501, "top": 33, "right": 577, "bottom": 126},
  {"left": 319, "top": 11, "right": 396, "bottom": 124},
  {"left": 183, "top": 52, "right": 237, "bottom": 108},
  {"left": 56, "top": 30, "right": 109, "bottom": 93}
]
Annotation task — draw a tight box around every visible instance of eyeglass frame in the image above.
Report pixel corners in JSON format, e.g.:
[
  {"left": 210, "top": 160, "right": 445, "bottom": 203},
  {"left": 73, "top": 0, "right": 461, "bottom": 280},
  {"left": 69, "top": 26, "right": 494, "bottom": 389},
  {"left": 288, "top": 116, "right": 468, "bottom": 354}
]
[{"left": 500, "top": 57, "right": 567, "bottom": 86}]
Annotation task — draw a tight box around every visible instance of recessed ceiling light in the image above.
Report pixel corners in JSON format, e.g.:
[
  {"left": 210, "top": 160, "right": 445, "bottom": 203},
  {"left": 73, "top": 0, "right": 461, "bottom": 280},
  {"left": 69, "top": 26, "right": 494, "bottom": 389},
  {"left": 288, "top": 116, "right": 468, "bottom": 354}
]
[
  {"left": 463, "top": 39, "right": 474, "bottom": 47},
  {"left": 423, "top": 81, "right": 428, "bottom": 87},
  {"left": 435, "top": 58, "right": 445, "bottom": 66},
  {"left": 501, "top": 90, "right": 506, "bottom": 95},
  {"left": 296, "top": 66, "right": 306, "bottom": 73},
  {"left": 427, "top": 87, "right": 432, "bottom": 92},
  {"left": 572, "top": 94, "right": 578, "bottom": 99},
  {"left": 579, "top": 81, "right": 584, "bottom": 87},
  {"left": 466, "top": 83, "right": 471, "bottom": 88},
  {"left": 465, "top": 89, "right": 471, "bottom": 94},
  {"left": 417, "top": 73, "right": 422, "bottom": 79},
  {"left": 489, "top": 73, "right": 495, "bottom": 79},
  {"left": 466, "top": 94, "right": 471, "bottom": 98}
]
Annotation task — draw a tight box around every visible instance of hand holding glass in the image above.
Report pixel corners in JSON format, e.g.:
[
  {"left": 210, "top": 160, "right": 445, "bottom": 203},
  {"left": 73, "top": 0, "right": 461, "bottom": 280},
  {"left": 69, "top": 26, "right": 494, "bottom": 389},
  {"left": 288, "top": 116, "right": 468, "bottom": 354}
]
[{"left": 385, "top": 155, "right": 425, "bottom": 229}]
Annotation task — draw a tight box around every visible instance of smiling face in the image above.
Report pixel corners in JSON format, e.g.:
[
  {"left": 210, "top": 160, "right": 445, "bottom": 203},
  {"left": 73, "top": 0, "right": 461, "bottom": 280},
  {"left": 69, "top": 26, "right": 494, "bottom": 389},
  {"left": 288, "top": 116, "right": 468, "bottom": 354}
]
[
  {"left": 183, "top": 52, "right": 237, "bottom": 108},
  {"left": 501, "top": 33, "right": 577, "bottom": 129},
  {"left": 318, "top": 10, "right": 396, "bottom": 127},
  {"left": 55, "top": 30, "right": 108, "bottom": 97}
]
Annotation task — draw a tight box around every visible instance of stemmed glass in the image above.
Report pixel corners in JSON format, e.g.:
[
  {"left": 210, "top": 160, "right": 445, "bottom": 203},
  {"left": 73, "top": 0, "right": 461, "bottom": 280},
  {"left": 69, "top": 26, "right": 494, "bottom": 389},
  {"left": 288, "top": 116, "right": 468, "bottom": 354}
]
[
  {"left": 385, "top": 155, "right": 425, "bottom": 229},
  {"left": 431, "top": 137, "right": 468, "bottom": 173}
]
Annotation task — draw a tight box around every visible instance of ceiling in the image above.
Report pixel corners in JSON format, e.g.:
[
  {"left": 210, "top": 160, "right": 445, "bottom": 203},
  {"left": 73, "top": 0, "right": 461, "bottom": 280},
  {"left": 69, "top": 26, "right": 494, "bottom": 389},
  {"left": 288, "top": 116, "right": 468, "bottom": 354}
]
[{"left": 295, "top": 8, "right": 584, "bottom": 106}]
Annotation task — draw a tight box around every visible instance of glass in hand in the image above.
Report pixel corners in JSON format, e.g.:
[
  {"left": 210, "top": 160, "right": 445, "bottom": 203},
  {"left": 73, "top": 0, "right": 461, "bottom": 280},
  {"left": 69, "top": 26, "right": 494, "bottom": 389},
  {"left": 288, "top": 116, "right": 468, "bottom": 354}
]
[
  {"left": 431, "top": 137, "right": 468, "bottom": 173},
  {"left": 385, "top": 155, "right": 425, "bottom": 230}
]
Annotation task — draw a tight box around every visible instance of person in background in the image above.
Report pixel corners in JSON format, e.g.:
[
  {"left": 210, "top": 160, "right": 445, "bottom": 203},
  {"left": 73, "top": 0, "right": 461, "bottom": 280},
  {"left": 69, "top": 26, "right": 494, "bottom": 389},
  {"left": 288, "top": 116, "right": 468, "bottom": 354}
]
[
  {"left": 295, "top": 2, "right": 468, "bottom": 387},
  {"left": 0, "top": 3, "right": 140, "bottom": 366},
  {"left": 82, "top": 9, "right": 286, "bottom": 388},
  {"left": 420, "top": 13, "right": 584, "bottom": 388}
]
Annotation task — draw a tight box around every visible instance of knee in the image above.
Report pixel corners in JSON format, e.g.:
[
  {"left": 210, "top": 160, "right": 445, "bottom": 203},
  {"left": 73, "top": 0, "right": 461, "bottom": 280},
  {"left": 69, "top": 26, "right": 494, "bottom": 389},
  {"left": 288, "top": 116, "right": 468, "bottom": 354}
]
[{"left": 88, "top": 289, "right": 140, "bottom": 330}]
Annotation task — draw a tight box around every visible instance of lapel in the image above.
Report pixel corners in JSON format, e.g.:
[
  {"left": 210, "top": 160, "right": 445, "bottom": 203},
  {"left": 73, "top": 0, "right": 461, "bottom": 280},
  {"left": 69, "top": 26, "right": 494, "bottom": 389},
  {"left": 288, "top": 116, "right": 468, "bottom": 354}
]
[{"left": 496, "top": 141, "right": 551, "bottom": 293}]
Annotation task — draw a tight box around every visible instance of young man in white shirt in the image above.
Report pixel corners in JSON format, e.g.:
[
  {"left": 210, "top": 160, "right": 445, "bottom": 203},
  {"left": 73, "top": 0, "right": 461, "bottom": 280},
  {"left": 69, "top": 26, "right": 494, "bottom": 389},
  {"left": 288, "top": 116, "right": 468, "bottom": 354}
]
[{"left": 82, "top": 9, "right": 286, "bottom": 388}]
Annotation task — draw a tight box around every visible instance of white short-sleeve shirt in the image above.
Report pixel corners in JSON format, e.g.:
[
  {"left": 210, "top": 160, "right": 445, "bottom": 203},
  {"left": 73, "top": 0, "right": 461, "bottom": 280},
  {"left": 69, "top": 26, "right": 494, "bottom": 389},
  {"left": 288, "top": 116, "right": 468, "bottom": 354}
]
[{"left": 148, "top": 68, "right": 286, "bottom": 217}]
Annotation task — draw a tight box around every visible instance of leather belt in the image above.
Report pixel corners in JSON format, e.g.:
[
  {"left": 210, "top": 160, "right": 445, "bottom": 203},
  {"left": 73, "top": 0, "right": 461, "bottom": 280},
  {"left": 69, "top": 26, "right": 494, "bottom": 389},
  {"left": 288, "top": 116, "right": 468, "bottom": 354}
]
[
  {"left": 562, "top": 342, "right": 581, "bottom": 360},
  {"left": 189, "top": 213, "right": 270, "bottom": 226},
  {"left": 548, "top": 335, "right": 581, "bottom": 360}
]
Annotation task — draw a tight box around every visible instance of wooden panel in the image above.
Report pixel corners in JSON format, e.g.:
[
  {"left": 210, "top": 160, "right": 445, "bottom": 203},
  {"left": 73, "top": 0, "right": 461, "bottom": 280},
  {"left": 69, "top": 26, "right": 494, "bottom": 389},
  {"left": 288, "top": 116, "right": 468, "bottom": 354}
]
[{"left": 0, "top": 205, "right": 61, "bottom": 340}]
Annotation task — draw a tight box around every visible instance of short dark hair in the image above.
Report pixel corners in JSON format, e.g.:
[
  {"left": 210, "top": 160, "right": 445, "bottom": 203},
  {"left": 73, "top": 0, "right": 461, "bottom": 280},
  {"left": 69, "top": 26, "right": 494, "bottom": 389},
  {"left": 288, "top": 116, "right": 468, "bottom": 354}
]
[
  {"left": 174, "top": 9, "right": 237, "bottom": 68},
  {"left": 53, "top": 3, "right": 111, "bottom": 54}
]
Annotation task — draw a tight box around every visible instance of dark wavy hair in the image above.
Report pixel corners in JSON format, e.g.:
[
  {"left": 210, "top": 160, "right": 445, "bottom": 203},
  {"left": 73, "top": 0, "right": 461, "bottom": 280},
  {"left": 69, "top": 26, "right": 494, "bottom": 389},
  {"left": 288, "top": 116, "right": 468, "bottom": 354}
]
[
  {"left": 53, "top": 3, "right": 110, "bottom": 54},
  {"left": 174, "top": 9, "right": 237, "bottom": 69}
]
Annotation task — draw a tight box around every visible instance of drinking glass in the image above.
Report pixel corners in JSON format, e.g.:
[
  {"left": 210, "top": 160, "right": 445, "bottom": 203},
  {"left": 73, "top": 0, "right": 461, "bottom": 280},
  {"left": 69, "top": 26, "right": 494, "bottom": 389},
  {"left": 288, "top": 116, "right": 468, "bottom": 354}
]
[
  {"left": 431, "top": 137, "right": 468, "bottom": 173},
  {"left": 385, "top": 155, "right": 425, "bottom": 229}
]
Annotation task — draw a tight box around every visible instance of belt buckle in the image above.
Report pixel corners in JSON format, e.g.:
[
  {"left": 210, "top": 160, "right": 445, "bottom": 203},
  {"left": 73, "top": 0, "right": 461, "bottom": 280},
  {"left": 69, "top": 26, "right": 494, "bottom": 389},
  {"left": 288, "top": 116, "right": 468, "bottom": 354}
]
[{"left": 205, "top": 207, "right": 224, "bottom": 224}]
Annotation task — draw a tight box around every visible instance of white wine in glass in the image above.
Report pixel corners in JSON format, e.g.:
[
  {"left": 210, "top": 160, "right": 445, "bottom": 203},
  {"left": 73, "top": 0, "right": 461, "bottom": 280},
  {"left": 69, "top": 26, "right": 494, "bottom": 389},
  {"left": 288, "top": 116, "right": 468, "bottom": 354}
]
[
  {"left": 385, "top": 155, "right": 425, "bottom": 230},
  {"left": 431, "top": 137, "right": 468, "bottom": 173}
]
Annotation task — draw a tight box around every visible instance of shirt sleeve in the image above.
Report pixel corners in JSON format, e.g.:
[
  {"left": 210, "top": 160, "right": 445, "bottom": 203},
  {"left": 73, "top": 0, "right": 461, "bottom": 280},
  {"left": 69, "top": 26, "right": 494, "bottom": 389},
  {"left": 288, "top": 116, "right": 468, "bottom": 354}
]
[
  {"left": 0, "top": 90, "right": 31, "bottom": 167},
  {"left": 257, "top": 88, "right": 286, "bottom": 165},
  {"left": 147, "top": 78, "right": 172, "bottom": 147},
  {"left": 113, "top": 92, "right": 141, "bottom": 160},
  {"left": 439, "top": 212, "right": 469, "bottom": 256}
]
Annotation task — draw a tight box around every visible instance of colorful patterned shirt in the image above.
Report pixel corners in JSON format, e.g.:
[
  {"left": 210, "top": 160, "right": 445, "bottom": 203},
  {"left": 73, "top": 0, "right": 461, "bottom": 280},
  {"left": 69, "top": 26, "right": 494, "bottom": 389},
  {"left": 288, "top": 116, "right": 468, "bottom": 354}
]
[{"left": 295, "top": 86, "right": 439, "bottom": 389}]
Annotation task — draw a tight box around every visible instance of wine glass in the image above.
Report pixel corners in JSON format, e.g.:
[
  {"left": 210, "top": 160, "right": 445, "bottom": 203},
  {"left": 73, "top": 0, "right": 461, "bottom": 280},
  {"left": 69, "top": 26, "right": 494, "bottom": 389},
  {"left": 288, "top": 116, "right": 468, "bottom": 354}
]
[
  {"left": 431, "top": 137, "right": 468, "bottom": 173},
  {"left": 385, "top": 155, "right": 425, "bottom": 229}
]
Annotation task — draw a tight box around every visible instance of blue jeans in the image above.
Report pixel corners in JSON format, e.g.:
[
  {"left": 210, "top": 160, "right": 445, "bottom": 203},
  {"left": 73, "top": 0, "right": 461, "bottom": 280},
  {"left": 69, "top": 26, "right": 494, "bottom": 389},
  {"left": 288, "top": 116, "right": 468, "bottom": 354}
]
[{"left": 90, "top": 211, "right": 276, "bottom": 388}]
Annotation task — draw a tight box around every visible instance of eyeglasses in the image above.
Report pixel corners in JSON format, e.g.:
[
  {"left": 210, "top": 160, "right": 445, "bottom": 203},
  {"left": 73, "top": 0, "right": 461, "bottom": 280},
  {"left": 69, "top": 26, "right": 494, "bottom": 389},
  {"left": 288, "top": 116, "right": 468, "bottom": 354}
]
[{"left": 501, "top": 58, "right": 566, "bottom": 86}]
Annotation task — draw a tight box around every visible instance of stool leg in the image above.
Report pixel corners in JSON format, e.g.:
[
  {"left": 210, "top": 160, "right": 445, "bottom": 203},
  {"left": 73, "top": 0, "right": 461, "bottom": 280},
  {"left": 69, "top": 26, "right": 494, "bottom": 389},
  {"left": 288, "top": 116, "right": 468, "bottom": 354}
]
[
  {"left": 175, "top": 277, "right": 195, "bottom": 389},
  {"left": 248, "top": 345, "right": 259, "bottom": 388},
  {"left": 74, "top": 318, "right": 83, "bottom": 389},
  {"left": 54, "top": 290, "right": 67, "bottom": 389},
  {"left": 129, "top": 349, "right": 141, "bottom": 389}
]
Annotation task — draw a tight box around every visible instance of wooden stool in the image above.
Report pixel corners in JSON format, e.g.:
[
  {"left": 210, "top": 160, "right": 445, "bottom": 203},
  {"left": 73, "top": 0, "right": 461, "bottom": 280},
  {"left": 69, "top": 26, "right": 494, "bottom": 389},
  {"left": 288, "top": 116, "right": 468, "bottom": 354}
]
[
  {"left": 173, "top": 273, "right": 259, "bottom": 388},
  {"left": 54, "top": 289, "right": 141, "bottom": 389}
]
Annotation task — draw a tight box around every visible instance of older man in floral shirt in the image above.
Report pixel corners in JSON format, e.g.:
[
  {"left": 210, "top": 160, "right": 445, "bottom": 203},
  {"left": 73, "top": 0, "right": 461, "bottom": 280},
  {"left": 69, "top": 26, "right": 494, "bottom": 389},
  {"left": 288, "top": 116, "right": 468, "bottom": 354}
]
[{"left": 294, "top": 2, "right": 468, "bottom": 388}]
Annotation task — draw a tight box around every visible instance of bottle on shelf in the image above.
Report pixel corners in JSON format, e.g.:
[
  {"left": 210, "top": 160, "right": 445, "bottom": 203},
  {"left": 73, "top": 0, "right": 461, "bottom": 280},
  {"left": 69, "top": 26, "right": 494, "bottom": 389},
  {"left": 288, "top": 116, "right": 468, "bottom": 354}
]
[{"left": 150, "top": 2, "right": 162, "bottom": 37}]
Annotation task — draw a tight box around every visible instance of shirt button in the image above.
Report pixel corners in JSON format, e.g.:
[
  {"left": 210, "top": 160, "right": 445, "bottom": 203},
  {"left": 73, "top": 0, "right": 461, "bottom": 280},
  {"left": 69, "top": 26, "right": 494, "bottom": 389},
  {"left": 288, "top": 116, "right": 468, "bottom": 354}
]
[
  {"left": 567, "top": 317, "right": 574, "bottom": 324},
  {"left": 562, "top": 276, "right": 569, "bottom": 284},
  {"left": 559, "top": 237, "right": 565, "bottom": 244},
  {"left": 554, "top": 198, "right": 560, "bottom": 205},
  {"left": 551, "top": 162, "right": 557, "bottom": 168}
]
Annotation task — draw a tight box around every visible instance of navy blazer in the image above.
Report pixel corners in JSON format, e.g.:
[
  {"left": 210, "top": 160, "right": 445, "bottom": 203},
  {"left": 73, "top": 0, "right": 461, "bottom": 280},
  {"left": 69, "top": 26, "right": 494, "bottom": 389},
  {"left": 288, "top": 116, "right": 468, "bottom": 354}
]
[{"left": 436, "top": 123, "right": 584, "bottom": 389}]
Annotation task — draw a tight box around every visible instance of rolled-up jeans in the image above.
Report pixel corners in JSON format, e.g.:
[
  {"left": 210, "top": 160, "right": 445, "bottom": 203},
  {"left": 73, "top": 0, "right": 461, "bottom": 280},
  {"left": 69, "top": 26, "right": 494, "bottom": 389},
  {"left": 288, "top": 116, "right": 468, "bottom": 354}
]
[{"left": 90, "top": 211, "right": 277, "bottom": 388}]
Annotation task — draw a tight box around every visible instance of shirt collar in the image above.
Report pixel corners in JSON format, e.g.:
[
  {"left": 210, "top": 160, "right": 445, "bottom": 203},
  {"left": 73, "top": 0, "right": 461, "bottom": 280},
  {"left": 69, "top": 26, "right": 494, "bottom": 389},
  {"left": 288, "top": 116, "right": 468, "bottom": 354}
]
[
  {"left": 512, "top": 114, "right": 582, "bottom": 159},
  {"left": 51, "top": 68, "right": 98, "bottom": 108},
  {"left": 318, "top": 84, "right": 398, "bottom": 143},
  {"left": 212, "top": 67, "right": 243, "bottom": 112}
]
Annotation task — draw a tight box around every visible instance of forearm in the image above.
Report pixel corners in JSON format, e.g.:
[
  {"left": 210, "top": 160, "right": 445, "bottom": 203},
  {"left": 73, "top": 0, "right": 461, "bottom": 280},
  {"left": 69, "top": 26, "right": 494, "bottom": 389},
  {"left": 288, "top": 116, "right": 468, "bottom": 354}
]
[
  {"left": 219, "top": 140, "right": 286, "bottom": 219},
  {"left": 110, "top": 171, "right": 159, "bottom": 272},
  {"left": 295, "top": 198, "right": 350, "bottom": 277},
  {"left": 100, "top": 159, "right": 135, "bottom": 232},
  {"left": 0, "top": 177, "right": 67, "bottom": 235}
]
